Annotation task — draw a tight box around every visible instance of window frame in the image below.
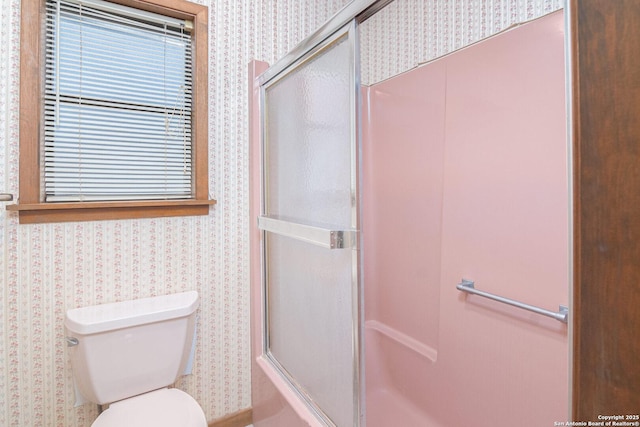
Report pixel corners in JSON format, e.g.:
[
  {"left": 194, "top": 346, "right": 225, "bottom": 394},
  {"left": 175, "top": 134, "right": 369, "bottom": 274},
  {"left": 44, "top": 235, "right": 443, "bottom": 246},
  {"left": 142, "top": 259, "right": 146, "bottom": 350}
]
[{"left": 13, "top": 0, "right": 212, "bottom": 224}]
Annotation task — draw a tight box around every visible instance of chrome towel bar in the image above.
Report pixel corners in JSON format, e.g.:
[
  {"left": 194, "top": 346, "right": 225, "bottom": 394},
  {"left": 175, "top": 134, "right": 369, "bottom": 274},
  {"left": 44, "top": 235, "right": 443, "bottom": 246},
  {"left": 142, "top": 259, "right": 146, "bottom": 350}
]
[
  {"left": 258, "top": 216, "right": 358, "bottom": 249},
  {"left": 456, "top": 279, "right": 568, "bottom": 323}
]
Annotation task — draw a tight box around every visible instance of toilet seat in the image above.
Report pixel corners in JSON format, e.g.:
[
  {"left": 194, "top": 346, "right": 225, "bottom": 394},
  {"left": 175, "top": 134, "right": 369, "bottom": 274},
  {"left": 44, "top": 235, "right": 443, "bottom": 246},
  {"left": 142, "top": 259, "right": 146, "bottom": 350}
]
[{"left": 92, "top": 388, "right": 207, "bottom": 427}]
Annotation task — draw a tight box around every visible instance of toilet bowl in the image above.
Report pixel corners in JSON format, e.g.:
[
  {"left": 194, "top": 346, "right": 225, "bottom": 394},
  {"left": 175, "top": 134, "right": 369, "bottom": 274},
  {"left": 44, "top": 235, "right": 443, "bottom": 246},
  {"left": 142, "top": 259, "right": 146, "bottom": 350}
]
[{"left": 65, "top": 291, "right": 207, "bottom": 427}]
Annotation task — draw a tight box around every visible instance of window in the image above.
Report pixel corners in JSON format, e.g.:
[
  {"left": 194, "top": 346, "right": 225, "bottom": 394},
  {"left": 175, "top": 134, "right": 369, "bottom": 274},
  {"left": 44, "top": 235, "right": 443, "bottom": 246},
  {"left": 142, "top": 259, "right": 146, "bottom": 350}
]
[
  {"left": 13, "top": 0, "right": 211, "bottom": 223},
  {"left": 45, "top": 0, "right": 194, "bottom": 202}
]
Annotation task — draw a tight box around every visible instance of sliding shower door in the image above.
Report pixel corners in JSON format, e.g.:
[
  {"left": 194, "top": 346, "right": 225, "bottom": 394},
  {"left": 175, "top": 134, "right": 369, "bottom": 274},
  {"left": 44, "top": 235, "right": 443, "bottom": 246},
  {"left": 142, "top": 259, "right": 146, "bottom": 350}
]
[{"left": 258, "top": 23, "right": 362, "bottom": 427}]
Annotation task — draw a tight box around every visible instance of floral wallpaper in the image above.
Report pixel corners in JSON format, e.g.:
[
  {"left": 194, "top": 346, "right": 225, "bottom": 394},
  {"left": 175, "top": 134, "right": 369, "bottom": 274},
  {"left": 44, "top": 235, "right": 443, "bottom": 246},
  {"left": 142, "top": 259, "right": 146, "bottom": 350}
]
[
  {"left": 360, "top": 0, "right": 563, "bottom": 84},
  {"left": 0, "top": 0, "right": 562, "bottom": 425}
]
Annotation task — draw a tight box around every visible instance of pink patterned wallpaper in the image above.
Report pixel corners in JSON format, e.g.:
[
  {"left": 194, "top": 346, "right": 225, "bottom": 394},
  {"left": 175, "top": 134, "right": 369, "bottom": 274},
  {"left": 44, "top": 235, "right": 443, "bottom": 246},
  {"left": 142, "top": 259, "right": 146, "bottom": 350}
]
[{"left": 0, "top": 0, "right": 561, "bottom": 425}]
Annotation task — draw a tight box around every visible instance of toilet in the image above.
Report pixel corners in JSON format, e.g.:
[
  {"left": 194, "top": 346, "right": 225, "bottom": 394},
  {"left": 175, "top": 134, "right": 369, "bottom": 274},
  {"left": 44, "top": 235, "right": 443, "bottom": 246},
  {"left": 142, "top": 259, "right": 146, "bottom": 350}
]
[{"left": 65, "top": 291, "right": 207, "bottom": 427}]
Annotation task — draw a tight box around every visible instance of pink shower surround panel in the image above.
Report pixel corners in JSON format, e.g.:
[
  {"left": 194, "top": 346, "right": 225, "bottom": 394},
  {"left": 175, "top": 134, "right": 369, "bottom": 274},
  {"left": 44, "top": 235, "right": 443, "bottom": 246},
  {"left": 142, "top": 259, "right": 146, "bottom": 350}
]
[{"left": 363, "top": 10, "right": 568, "bottom": 427}]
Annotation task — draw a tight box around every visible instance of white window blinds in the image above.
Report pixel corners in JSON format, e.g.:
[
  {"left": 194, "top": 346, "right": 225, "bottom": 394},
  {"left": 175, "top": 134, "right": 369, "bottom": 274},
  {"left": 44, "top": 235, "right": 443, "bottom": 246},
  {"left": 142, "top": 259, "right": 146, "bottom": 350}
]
[{"left": 44, "top": 0, "right": 194, "bottom": 202}]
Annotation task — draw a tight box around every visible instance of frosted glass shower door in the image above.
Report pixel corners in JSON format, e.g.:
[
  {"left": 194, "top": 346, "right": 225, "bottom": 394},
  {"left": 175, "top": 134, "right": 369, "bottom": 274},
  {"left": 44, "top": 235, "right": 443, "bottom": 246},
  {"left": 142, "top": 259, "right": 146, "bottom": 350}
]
[{"left": 259, "top": 23, "right": 361, "bottom": 427}]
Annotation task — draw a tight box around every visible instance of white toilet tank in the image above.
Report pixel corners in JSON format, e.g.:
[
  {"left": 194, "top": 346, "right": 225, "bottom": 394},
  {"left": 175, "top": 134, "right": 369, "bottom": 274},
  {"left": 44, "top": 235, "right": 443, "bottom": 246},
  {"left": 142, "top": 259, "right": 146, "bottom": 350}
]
[{"left": 65, "top": 291, "right": 199, "bottom": 405}]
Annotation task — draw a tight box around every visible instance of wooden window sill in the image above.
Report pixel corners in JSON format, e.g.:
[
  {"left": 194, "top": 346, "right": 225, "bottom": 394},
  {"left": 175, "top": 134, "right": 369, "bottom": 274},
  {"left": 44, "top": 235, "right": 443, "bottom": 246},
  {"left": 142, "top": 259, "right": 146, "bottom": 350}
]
[{"left": 6, "top": 199, "right": 217, "bottom": 224}]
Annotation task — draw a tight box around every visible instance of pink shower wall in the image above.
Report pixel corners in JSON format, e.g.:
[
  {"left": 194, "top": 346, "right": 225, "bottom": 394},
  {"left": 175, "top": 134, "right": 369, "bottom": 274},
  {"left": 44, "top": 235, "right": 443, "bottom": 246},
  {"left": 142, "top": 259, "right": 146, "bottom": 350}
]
[{"left": 363, "top": 11, "right": 568, "bottom": 427}]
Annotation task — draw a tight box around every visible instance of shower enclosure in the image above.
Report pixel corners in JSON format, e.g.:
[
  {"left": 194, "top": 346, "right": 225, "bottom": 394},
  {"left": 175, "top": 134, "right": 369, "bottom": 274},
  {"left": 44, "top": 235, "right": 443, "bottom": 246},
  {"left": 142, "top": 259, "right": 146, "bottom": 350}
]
[
  {"left": 249, "top": 1, "right": 570, "bottom": 426},
  {"left": 253, "top": 23, "right": 362, "bottom": 427}
]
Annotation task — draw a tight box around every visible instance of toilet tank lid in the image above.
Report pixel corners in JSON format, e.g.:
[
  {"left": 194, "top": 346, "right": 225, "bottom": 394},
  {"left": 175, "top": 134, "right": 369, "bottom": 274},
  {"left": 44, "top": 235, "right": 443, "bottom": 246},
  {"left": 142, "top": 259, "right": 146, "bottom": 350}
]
[{"left": 65, "top": 291, "right": 199, "bottom": 335}]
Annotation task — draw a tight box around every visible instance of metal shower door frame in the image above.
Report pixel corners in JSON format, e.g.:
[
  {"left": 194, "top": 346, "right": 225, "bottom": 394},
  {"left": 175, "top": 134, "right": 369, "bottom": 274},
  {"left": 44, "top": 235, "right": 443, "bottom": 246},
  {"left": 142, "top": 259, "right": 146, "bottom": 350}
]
[{"left": 258, "top": 21, "right": 363, "bottom": 427}]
